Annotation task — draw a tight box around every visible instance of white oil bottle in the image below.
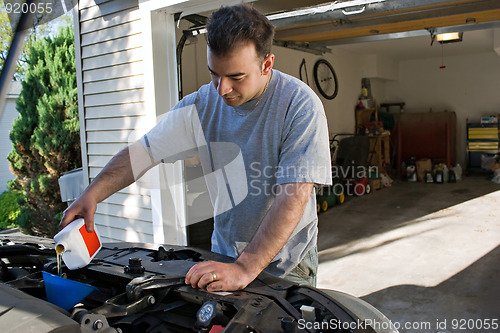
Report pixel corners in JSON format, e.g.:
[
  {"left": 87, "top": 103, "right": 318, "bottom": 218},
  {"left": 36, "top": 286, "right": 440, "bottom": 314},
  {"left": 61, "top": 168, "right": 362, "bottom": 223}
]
[{"left": 53, "top": 218, "right": 102, "bottom": 270}]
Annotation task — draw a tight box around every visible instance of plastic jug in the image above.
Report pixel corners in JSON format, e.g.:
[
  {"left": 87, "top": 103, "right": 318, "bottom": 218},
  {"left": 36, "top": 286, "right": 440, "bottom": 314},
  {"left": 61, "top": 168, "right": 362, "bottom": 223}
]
[{"left": 53, "top": 218, "right": 102, "bottom": 270}]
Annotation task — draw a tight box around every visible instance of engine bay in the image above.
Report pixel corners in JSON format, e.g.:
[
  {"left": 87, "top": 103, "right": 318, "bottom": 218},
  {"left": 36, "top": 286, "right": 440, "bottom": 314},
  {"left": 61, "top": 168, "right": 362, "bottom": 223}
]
[{"left": 0, "top": 235, "right": 394, "bottom": 332}]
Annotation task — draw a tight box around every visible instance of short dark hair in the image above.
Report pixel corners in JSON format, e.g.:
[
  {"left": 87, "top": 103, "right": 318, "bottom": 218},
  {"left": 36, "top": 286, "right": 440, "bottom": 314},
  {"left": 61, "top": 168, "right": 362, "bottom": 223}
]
[{"left": 206, "top": 4, "right": 275, "bottom": 59}]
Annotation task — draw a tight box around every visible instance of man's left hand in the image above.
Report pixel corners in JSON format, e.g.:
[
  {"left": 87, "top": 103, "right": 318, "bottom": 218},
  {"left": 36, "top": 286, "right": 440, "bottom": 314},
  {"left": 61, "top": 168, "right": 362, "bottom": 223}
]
[{"left": 185, "top": 261, "right": 255, "bottom": 292}]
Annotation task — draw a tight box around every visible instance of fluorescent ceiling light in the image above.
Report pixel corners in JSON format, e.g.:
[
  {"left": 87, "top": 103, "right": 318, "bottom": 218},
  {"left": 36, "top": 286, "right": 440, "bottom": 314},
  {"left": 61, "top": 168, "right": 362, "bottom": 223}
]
[
  {"left": 266, "top": 0, "right": 386, "bottom": 21},
  {"left": 436, "top": 32, "right": 463, "bottom": 43},
  {"left": 191, "top": 28, "right": 207, "bottom": 36},
  {"left": 184, "top": 0, "right": 386, "bottom": 36}
]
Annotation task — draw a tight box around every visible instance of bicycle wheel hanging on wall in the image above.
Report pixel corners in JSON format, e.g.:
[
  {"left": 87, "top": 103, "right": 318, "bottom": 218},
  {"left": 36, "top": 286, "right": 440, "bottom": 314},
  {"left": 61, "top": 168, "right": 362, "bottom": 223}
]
[{"left": 313, "top": 59, "right": 338, "bottom": 100}]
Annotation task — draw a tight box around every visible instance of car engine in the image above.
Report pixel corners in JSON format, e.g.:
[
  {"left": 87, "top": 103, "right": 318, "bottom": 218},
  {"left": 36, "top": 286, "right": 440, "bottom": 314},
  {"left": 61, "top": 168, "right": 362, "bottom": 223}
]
[{"left": 0, "top": 235, "right": 397, "bottom": 333}]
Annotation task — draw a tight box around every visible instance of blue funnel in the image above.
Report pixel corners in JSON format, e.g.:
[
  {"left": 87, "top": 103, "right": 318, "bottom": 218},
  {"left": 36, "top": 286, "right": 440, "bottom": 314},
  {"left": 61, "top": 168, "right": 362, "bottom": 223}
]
[{"left": 43, "top": 271, "right": 99, "bottom": 311}]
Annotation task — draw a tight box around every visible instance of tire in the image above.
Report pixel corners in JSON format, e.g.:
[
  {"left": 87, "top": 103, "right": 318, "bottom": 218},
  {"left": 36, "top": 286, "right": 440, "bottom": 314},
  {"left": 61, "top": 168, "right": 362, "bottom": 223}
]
[
  {"left": 313, "top": 59, "right": 339, "bottom": 100},
  {"left": 321, "top": 200, "right": 328, "bottom": 212},
  {"left": 354, "top": 182, "right": 365, "bottom": 196},
  {"left": 337, "top": 193, "right": 345, "bottom": 204}
]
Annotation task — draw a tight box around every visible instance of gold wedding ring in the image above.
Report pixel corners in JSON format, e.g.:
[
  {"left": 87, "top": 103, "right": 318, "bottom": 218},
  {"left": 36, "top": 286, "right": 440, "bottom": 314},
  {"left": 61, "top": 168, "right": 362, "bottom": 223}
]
[{"left": 211, "top": 272, "right": 217, "bottom": 282}]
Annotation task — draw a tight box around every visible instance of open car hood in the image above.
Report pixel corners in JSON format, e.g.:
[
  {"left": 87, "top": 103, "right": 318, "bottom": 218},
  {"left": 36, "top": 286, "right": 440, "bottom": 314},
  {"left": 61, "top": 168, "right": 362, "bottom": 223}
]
[{"left": 0, "top": 235, "right": 397, "bottom": 332}]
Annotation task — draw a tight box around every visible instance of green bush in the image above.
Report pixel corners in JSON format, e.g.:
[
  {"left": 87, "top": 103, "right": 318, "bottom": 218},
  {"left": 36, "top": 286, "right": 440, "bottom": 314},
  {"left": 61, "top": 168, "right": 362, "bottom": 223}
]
[
  {"left": 0, "top": 190, "right": 22, "bottom": 231},
  {"left": 7, "top": 26, "right": 81, "bottom": 237}
]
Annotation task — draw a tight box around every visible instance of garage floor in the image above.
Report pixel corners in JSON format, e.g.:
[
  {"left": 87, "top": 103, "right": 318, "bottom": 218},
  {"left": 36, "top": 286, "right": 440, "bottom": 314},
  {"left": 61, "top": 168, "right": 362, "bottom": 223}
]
[{"left": 316, "top": 174, "right": 500, "bottom": 333}]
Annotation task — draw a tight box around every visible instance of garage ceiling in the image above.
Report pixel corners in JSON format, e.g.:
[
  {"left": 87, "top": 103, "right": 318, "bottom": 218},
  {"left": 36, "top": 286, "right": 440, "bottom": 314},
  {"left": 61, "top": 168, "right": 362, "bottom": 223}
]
[
  {"left": 331, "top": 28, "right": 494, "bottom": 60},
  {"left": 268, "top": 0, "right": 500, "bottom": 45},
  {"left": 181, "top": 0, "right": 500, "bottom": 59}
]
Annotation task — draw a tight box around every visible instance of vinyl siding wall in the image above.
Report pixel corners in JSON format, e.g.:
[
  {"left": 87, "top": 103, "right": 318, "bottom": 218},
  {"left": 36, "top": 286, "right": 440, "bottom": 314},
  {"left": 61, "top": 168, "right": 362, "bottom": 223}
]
[
  {"left": 76, "top": 0, "right": 153, "bottom": 243},
  {"left": 0, "top": 82, "right": 21, "bottom": 192}
]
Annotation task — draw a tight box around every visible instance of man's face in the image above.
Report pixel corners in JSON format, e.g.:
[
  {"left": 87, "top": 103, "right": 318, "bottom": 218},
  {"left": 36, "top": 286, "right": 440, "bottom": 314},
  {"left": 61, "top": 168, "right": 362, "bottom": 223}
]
[{"left": 207, "top": 43, "right": 273, "bottom": 107}]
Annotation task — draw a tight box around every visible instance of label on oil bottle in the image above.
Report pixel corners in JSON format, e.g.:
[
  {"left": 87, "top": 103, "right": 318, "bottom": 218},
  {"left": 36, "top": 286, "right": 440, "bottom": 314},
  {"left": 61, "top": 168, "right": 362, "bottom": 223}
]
[{"left": 78, "top": 224, "right": 101, "bottom": 257}]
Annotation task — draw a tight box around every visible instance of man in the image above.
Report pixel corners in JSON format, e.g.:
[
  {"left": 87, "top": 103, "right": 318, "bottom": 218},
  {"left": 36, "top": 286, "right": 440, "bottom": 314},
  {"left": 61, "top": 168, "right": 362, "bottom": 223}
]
[{"left": 60, "top": 4, "right": 331, "bottom": 292}]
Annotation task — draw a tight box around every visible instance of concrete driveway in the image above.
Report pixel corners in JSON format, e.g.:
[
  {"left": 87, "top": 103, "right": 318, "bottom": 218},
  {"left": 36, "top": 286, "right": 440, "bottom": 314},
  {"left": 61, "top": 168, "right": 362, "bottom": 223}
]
[{"left": 317, "top": 175, "right": 500, "bottom": 333}]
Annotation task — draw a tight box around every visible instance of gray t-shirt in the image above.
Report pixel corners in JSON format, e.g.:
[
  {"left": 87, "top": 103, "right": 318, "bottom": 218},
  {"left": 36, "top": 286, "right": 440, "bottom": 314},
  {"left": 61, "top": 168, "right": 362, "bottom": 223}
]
[{"left": 142, "top": 69, "right": 331, "bottom": 277}]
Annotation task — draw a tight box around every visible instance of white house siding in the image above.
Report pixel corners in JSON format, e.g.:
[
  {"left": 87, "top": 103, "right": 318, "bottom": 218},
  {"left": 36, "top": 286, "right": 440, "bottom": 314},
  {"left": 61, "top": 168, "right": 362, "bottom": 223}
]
[
  {"left": 76, "top": 0, "right": 154, "bottom": 243},
  {"left": 0, "top": 82, "right": 21, "bottom": 193}
]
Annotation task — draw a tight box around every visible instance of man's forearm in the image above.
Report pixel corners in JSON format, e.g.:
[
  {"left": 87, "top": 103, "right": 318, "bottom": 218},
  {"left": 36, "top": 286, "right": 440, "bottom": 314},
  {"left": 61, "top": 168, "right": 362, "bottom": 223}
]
[
  {"left": 85, "top": 146, "right": 136, "bottom": 203},
  {"left": 184, "top": 183, "right": 315, "bottom": 291},
  {"left": 235, "top": 183, "right": 314, "bottom": 278}
]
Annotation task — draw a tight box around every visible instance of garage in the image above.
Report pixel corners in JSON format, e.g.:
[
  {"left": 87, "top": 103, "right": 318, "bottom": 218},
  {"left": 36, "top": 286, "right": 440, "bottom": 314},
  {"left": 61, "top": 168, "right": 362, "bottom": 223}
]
[
  {"left": 69, "top": 0, "right": 500, "bottom": 331},
  {"left": 172, "top": 1, "right": 500, "bottom": 329}
]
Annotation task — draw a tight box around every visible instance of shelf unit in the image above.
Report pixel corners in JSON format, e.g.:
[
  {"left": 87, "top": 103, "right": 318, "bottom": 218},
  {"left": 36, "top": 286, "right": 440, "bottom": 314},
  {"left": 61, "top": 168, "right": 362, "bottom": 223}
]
[
  {"left": 355, "top": 108, "right": 378, "bottom": 135},
  {"left": 466, "top": 120, "right": 499, "bottom": 172},
  {"left": 367, "top": 132, "right": 390, "bottom": 175},
  {"left": 354, "top": 107, "right": 390, "bottom": 175}
]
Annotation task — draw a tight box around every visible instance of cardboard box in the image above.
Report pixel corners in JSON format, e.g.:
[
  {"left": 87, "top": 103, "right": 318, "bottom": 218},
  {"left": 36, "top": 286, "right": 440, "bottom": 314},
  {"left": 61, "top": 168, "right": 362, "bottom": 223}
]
[
  {"left": 416, "top": 158, "right": 432, "bottom": 182},
  {"left": 369, "top": 178, "right": 381, "bottom": 191}
]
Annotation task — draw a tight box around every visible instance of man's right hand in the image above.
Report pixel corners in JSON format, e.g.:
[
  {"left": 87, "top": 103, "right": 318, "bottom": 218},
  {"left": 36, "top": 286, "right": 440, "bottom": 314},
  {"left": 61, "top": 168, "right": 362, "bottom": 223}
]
[{"left": 59, "top": 192, "right": 98, "bottom": 233}]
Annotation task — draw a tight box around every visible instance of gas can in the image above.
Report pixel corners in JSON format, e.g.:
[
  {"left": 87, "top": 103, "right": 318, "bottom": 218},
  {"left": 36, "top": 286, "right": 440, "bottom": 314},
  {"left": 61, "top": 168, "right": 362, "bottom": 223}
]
[
  {"left": 53, "top": 218, "right": 102, "bottom": 270},
  {"left": 435, "top": 169, "right": 444, "bottom": 184},
  {"left": 406, "top": 165, "right": 417, "bottom": 182}
]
